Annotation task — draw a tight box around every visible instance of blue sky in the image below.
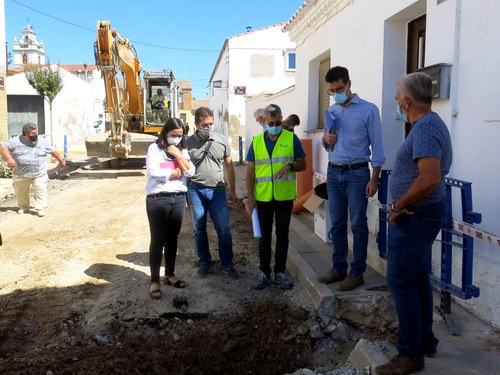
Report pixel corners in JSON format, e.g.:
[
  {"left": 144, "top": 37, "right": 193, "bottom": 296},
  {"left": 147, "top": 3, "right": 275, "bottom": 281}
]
[{"left": 5, "top": 0, "right": 305, "bottom": 99}]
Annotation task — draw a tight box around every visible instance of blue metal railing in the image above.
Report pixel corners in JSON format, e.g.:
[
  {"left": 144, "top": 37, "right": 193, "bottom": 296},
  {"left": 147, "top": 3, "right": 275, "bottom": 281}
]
[{"left": 377, "top": 173, "right": 480, "bottom": 303}]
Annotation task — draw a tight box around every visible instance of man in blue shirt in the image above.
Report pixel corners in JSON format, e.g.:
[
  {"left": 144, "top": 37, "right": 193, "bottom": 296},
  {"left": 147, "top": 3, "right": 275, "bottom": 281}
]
[
  {"left": 375, "top": 72, "right": 452, "bottom": 375},
  {"left": 318, "top": 66, "right": 385, "bottom": 291}
]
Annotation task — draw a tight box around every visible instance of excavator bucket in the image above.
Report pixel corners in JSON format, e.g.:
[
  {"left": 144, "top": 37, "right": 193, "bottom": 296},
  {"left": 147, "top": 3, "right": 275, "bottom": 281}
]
[
  {"left": 85, "top": 133, "right": 158, "bottom": 158},
  {"left": 85, "top": 133, "right": 111, "bottom": 158},
  {"left": 129, "top": 133, "right": 159, "bottom": 156}
]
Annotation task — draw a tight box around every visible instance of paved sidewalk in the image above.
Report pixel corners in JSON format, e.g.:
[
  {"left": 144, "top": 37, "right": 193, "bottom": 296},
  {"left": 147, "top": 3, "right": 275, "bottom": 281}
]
[{"left": 233, "top": 163, "right": 500, "bottom": 374}]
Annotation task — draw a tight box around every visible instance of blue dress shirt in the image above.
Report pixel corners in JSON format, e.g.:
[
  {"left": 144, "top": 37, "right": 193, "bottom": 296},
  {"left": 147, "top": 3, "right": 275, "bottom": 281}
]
[{"left": 323, "top": 94, "right": 385, "bottom": 168}]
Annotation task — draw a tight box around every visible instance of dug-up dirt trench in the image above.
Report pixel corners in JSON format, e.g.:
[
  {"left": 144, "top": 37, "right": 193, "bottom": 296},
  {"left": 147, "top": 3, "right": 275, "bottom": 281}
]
[{"left": 0, "top": 158, "right": 385, "bottom": 374}]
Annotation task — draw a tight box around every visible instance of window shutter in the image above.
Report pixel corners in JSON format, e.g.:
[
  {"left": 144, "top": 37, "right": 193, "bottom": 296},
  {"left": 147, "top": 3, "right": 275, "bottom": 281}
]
[{"left": 317, "top": 59, "right": 331, "bottom": 129}]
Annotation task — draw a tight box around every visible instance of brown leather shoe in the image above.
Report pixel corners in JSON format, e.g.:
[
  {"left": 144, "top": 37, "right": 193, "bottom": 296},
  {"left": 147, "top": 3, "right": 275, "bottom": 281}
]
[
  {"left": 374, "top": 354, "right": 424, "bottom": 375},
  {"left": 387, "top": 333, "right": 398, "bottom": 346},
  {"left": 318, "top": 270, "right": 346, "bottom": 284},
  {"left": 336, "top": 274, "right": 364, "bottom": 291}
]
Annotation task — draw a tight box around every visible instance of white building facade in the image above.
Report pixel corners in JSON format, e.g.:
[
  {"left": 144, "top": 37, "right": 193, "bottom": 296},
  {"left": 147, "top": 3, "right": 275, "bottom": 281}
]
[
  {"left": 209, "top": 24, "right": 296, "bottom": 159},
  {"left": 283, "top": 0, "right": 500, "bottom": 327}
]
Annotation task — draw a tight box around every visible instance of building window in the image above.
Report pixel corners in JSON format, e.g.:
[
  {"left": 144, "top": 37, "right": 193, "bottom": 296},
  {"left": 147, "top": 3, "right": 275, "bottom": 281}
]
[
  {"left": 407, "top": 15, "right": 426, "bottom": 73},
  {"left": 286, "top": 50, "right": 296, "bottom": 71},
  {"left": 22, "top": 54, "right": 28, "bottom": 64}
]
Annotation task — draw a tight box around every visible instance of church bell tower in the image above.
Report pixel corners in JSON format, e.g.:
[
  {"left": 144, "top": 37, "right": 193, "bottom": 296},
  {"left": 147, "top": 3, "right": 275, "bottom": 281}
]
[{"left": 12, "top": 23, "right": 46, "bottom": 66}]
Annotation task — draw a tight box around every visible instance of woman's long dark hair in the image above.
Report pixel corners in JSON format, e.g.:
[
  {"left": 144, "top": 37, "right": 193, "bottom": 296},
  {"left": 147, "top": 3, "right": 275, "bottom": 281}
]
[{"left": 157, "top": 118, "right": 187, "bottom": 152}]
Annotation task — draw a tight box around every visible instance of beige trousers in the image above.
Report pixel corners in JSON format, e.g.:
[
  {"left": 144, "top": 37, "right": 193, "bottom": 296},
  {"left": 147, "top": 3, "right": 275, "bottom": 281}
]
[{"left": 12, "top": 174, "right": 49, "bottom": 211}]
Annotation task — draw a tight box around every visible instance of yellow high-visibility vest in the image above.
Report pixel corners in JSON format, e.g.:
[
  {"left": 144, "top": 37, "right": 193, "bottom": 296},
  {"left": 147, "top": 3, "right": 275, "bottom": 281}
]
[
  {"left": 153, "top": 95, "right": 168, "bottom": 108},
  {"left": 253, "top": 130, "right": 296, "bottom": 201}
]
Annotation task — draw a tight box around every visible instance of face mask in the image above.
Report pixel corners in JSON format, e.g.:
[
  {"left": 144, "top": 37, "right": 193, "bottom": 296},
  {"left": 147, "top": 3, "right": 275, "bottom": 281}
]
[
  {"left": 197, "top": 126, "right": 214, "bottom": 139},
  {"left": 167, "top": 136, "right": 182, "bottom": 146},
  {"left": 262, "top": 124, "right": 268, "bottom": 132},
  {"left": 396, "top": 104, "right": 409, "bottom": 122},
  {"left": 333, "top": 88, "right": 349, "bottom": 104},
  {"left": 267, "top": 125, "right": 282, "bottom": 135},
  {"left": 29, "top": 134, "right": 38, "bottom": 142}
]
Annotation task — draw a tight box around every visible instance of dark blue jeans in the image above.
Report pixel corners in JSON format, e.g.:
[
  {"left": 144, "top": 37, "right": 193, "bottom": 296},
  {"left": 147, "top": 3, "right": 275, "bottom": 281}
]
[
  {"left": 327, "top": 166, "right": 370, "bottom": 277},
  {"left": 146, "top": 193, "right": 186, "bottom": 283},
  {"left": 187, "top": 185, "right": 234, "bottom": 266},
  {"left": 256, "top": 199, "right": 293, "bottom": 276},
  {"left": 387, "top": 200, "right": 446, "bottom": 362}
]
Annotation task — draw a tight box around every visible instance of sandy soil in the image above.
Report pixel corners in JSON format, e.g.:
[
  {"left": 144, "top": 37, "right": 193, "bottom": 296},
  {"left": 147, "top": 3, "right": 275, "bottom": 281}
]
[{"left": 0, "top": 158, "right": 360, "bottom": 375}]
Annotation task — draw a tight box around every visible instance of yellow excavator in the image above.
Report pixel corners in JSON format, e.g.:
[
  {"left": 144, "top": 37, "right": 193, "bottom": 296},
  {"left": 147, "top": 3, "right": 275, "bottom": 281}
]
[{"left": 85, "top": 21, "right": 179, "bottom": 159}]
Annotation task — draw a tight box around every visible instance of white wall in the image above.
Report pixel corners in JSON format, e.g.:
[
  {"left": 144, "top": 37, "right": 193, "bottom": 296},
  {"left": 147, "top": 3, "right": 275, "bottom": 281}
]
[
  {"left": 288, "top": 0, "right": 500, "bottom": 327},
  {"left": 428, "top": 0, "right": 500, "bottom": 326},
  {"left": 210, "top": 46, "right": 230, "bottom": 136}
]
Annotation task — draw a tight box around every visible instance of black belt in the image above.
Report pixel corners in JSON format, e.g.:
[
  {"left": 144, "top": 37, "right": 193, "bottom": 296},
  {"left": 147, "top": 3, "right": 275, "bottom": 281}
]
[
  {"left": 147, "top": 192, "right": 185, "bottom": 198},
  {"left": 328, "top": 162, "right": 369, "bottom": 171}
]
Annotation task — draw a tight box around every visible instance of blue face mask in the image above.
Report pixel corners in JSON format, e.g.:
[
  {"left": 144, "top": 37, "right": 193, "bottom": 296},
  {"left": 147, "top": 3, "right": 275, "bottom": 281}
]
[
  {"left": 333, "top": 90, "right": 349, "bottom": 104},
  {"left": 396, "top": 104, "right": 409, "bottom": 122},
  {"left": 267, "top": 125, "right": 282, "bottom": 135}
]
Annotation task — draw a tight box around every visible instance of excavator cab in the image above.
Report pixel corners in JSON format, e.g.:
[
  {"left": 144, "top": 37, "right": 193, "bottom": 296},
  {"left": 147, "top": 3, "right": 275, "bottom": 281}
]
[
  {"left": 143, "top": 69, "right": 176, "bottom": 133},
  {"left": 147, "top": 85, "right": 170, "bottom": 124}
]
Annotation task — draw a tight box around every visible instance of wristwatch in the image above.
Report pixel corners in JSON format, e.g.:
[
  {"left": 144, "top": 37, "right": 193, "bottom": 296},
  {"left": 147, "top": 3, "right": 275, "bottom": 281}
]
[
  {"left": 390, "top": 202, "right": 403, "bottom": 213},
  {"left": 391, "top": 202, "right": 415, "bottom": 215}
]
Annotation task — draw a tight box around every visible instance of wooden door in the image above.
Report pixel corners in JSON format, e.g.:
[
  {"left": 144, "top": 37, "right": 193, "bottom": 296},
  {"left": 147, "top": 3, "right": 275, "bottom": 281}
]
[{"left": 405, "top": 14, "right": 426, "bottom": 135}]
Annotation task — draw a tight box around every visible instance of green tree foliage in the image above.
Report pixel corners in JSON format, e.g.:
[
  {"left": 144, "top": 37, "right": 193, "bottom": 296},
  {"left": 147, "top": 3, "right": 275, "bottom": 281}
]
[{"left": 24, "top": 64, "right": 64, "bottom": 107}]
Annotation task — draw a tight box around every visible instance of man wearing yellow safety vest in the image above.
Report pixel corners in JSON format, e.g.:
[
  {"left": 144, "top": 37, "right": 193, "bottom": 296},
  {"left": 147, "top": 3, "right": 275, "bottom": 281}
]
[
  {"left": 152, "top": 88, "right": 168, "bottom": 122},
  {"left": 246, "top": 104, "right": 306, "bottom": 290}
]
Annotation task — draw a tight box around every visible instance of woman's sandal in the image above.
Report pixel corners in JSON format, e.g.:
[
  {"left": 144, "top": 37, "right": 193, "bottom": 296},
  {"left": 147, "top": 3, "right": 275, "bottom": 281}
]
[
  {"left": 149, "top": 283, "right": 162, "bottom": 299},
  {"left": 164, "top": 275, "right": 186, "bottom": 289}
]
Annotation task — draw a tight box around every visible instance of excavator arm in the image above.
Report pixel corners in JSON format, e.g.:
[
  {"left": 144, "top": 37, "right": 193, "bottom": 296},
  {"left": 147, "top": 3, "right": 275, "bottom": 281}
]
[{"left": 90, "top": 20, "right": 148, "bottom": 158}]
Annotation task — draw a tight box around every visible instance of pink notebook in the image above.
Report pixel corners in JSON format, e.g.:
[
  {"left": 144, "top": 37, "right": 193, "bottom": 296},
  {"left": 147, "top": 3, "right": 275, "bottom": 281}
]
[{"left": 160, "top": 160, "right": 179, "bottom": 169}]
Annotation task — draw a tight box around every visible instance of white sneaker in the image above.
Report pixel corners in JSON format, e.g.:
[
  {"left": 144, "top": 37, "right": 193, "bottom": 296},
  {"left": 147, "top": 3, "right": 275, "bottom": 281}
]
[
  {"left": 18, "top": 208, "right": 27, "bottom": 214},
  {"left": 37, "top": 210, "right": 46, "bottom": 217}
]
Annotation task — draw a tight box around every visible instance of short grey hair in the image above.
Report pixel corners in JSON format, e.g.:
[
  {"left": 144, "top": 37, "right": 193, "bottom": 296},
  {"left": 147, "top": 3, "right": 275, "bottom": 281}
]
[
  {"left": 22, "top": 123, "right": 37, "bottom": 135},
  {"left": 264, "top": 104, "right": 282, "bottom": 117},
  {"left": 253, "top": 108, "right": 266, "bottom": 119},
  {"left": 397, "top": 72, "right": 433, "bottom": 105}
]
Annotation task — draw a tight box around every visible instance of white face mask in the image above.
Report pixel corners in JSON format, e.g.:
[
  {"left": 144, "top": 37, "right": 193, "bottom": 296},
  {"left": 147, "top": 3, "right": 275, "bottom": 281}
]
[{"left": 167, "top": 136, "right": 182, "bottom": 146}]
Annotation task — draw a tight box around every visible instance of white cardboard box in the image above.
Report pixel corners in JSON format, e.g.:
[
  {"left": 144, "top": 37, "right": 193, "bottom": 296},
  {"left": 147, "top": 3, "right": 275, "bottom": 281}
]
[
  {"left": 314, "top": 201, "right": 332, "bottom": 244},
  {"left": 303, "top": 193, "right": 332, "bottom": 244}
]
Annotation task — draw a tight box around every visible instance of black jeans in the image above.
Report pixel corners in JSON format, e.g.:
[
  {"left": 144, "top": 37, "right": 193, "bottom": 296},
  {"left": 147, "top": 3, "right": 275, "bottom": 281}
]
[
  {"left": 256, "top": 199, "right": 293, "bottom": 276},
  {"left": 146, "top": 193, "right": 186, "bottom": 283}
]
